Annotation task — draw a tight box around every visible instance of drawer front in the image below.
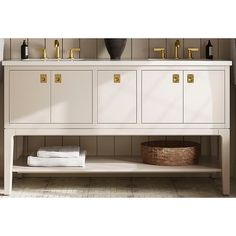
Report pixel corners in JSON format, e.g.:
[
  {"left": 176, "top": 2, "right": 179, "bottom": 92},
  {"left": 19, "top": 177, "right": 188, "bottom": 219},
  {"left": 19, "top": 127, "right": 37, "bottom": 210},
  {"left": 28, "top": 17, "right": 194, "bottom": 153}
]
[
  {"left": 97, "top": 70, "right": 137, "bottom": 123},
  {"left": 10, "top": 71, "right": 50, "bottom": 123},
  {"left": 142, "top": 70, "right": 183, "bottom": 123}
]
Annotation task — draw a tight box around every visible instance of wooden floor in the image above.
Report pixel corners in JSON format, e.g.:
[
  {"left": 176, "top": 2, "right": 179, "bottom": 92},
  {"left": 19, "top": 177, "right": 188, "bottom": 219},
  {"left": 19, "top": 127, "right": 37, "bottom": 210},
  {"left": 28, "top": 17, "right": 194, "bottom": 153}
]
[{"left": 0, "top": 177, "right": 236, "bottom": 197}]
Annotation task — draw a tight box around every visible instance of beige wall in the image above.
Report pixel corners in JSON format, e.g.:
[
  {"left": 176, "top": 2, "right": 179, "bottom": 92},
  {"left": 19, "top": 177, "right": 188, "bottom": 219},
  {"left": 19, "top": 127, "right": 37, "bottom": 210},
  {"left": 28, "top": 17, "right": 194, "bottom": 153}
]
[{"left": 0, "top": 38, "right": 234, "bottom": 177}]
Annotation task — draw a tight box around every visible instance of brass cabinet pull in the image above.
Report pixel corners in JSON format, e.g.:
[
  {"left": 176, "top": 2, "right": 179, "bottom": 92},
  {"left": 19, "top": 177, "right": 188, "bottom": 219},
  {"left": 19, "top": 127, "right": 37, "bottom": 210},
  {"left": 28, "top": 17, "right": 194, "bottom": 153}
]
[
  {"left": 114, "top": 74, "right": 121, "bottom": 83},
  {"left": 55, "top": 74, "right": 62, "bottom": 83},
  {"left": 40, "top": 74, "right": 47, "bottom": 83},
  {"left": 172, "top": 74, "right": 179, "bottom": 83},
  {"left": 187, "top": 74, "right": 194, "bottom": 83}
]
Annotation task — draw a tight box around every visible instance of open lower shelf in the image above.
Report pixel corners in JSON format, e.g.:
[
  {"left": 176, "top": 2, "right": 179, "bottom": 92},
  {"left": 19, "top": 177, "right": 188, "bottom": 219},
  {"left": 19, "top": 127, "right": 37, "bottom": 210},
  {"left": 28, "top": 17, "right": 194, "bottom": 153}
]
[{"left": 13, "top": 156, "right": 222, "bottom": 174}]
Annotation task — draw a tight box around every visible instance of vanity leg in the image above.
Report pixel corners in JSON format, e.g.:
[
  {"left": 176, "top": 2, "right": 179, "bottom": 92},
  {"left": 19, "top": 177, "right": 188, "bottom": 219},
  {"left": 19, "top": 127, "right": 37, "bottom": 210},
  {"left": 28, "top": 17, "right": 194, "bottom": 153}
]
[
  {"left": 219, "top": 129, "right": 230, "bottom": 196},
  {"left": 4, "top": 130, "right": 15, "bottom": 195}
]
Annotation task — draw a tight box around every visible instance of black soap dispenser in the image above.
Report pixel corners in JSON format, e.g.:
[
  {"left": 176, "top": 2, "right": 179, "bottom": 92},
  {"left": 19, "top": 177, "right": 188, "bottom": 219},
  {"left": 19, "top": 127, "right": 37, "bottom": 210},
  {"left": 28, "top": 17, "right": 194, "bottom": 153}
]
[
  {"left": 21, "top": 40, "right": 28, "bottom": 59},
  {"left": 206, "top": 40, "right": 213, "bottom": 60}
]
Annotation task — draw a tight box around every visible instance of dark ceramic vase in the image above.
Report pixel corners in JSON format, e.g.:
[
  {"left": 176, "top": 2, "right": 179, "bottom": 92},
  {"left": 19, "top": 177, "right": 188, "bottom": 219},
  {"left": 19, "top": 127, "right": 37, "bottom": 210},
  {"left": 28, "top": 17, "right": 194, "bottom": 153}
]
[{"left": 104, "top": 39, "right": 127, "bottom": 60}]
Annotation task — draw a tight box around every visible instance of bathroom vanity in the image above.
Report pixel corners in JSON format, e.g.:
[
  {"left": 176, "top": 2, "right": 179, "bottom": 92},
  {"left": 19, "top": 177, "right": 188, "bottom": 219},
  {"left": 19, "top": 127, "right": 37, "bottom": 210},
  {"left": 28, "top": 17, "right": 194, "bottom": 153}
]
[{"left": 2, "top": 59, "right": 232, "bottom": 195}]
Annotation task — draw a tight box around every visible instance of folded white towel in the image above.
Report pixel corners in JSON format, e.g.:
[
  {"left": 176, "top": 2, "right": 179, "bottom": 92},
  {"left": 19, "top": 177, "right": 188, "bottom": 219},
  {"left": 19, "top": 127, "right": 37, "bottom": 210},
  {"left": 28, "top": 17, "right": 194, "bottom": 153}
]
[
  {"left": 27, "top": 150, "right": 86, "bottom": 167},
  {"left": 37, "top": 146, "right": 80, "bottom": 158}
]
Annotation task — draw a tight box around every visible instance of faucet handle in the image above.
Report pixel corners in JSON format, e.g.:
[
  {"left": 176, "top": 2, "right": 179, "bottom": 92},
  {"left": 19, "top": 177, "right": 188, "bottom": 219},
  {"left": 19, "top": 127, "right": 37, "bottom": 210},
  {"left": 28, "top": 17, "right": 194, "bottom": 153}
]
[
  {"left": 154, "top": 48, "right": 166, "bottom": 59},
  {"left": 40, "top": 48, "right": 47, "bottom": 60},
  {"left": 69, "top": 48, "right": 81, "bottom": 60},
  {"left": 188, "top": 48, "right": 199, "bottom": 59}
]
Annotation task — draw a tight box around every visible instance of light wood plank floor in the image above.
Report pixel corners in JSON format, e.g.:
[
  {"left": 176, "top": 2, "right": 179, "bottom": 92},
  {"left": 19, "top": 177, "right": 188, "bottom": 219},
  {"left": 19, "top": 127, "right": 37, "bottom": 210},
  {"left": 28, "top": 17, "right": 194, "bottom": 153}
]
[{"left": 0, "top": 177, "right": 235, "bottom": 197}]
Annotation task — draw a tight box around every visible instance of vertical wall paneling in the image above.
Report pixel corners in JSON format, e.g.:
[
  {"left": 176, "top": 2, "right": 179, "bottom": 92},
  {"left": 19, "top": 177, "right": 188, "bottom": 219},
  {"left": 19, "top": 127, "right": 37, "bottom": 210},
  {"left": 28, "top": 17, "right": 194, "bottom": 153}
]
[
  {"left": 28, "top": 39, "right": 45, "bottom": 59},
  {"left": 80, "top": 39, "right": 97, "bottom": 59},
  {"left": 62, "top": 136, "right": 80, "bottom": 146},
  {"left": 62, "top": 39, "right": 80, "bottom": 59},
  {"left": 166, "top": 136, "right": 184, "bottom": 141},
  {"left": 219, "top": 39, "right": 231, "bottom": 60},
  {"left": 149, "top": 39, "right": 166, "bottom": 59},
  {"left": 121, "top": 39, "right": 132, "bottom": 59},
  {"left": 97, "top": 39, "right": 109, "bottom": 59},
  {"left": 97, "top": 136, "right": 114, "bottom": 156},
  {"left": 149, "top": 136, "right": 166, "bottom": 141},
  {"left": 3, "top": 39, "right": 11, "bottom": 60},
  {"left": 46, "top": 38, "right": 63, "bottom": 59},
  {"left": 27, "top": 136, "right": 45, "bottom": 154},
  {"left": 80, "top": 136, "right": 97, "bottom": 156},
  {"left": 45, "top": 136, "right": 63, "bottom": 147},
  {"left": 115, "top": 136, "right": 132, "bottom": 157},
  {"left": 131, "top": 39, "right": 149, "bottom": 59},
  {"left": 10, "top": 38, "right": 25, "bottom": 59},
  {"left": 183, "top": 39, "right": 201, "bottom": 59},
  {"left": 131, "top": 136, "right": 148, "bottom": 156},
  {"left": 166, "top": 39, "right": 184, "bottom": 59}
]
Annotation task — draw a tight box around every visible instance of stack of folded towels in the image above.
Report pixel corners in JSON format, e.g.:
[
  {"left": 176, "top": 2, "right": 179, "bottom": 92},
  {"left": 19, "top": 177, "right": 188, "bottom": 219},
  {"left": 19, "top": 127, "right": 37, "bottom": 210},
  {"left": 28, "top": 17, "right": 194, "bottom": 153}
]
[{"left": 27, "top": 146, "right": 86, "bottom": 167}]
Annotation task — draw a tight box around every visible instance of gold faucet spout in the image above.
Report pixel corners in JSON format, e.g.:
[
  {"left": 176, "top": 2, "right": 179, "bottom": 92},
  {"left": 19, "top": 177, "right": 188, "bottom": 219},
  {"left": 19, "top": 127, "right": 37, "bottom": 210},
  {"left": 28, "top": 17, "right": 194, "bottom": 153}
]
[
  {"left": 174, "top": 40, "right": 180, "bottom": 59},
  {"left": 54, "top": 40, "right": 61, "bottom": 59}
]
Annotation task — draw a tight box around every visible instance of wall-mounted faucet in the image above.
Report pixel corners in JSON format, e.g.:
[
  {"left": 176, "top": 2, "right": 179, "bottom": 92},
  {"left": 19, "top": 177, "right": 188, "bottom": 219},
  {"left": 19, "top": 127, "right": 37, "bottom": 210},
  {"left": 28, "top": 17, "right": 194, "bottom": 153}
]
[
  {"left": 54, "top": 40, "right": 60, "bottom": 59},
  {"left": 174, "top": 40, "right": 180, "bottom": 59}
]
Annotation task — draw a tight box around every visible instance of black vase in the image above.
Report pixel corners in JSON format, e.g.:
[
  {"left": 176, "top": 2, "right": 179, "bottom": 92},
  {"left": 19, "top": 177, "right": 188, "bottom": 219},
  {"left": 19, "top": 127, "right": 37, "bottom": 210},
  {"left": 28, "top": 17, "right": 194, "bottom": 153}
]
[{"left": 104, "top": 39, "right": 127, "bottom": 60}]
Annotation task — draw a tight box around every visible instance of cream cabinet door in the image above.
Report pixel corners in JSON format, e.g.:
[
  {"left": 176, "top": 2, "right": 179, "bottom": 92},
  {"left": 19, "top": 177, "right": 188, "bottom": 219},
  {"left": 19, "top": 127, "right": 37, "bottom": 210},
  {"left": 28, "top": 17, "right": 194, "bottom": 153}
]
[
  {"left": 9, "top": 71, "right": 50, "bottom": 123},
  {"left": 51, "top": 71, "right": 93, "bottom": 123},
  {"left": 142, "top": 71, "right": 183, "bottom": 123},
  {"left": 184, "top": 71, "right": 224, "bottom": 123},
  {"left": 98, "top": 71, "right": 137, "bottom": 123}
]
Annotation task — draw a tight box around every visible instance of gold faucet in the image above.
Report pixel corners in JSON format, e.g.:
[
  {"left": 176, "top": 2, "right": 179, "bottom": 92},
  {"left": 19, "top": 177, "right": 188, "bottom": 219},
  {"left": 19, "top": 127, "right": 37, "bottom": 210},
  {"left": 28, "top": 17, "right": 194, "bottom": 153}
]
[
  {"left": 154, "top": 48, "right": 166, "bottom": 59},
  {"left": 69, "top": 48, "right": 80, "bottom": 60},
  {"left": 174, "top": 40, "right": 180, "bottom": 59},
  {"left": 54, "top": 40, "right": 60, "bottom": 59},
  {"left": 188, "top": 48, "right": 199, "bottom": 59}
]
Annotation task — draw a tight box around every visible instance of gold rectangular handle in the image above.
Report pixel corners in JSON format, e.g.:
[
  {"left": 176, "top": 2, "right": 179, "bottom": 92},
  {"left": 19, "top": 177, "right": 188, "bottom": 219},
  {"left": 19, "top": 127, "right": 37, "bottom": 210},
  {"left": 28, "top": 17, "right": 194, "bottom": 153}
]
[
  {"left": 55, "top": 74, "right": 62, "bottom": 83},
  {"left": 172, "top": 74, "right": 179, "bottom": 83},
  {"left": 40, "top": 74, "right": 47, "bottom": 83},
  {"left": 114, "top": 74, "right": 121, "bottom": 83},
  {"left": 187, "top": 74, "right": 194, "bottom": 83}
]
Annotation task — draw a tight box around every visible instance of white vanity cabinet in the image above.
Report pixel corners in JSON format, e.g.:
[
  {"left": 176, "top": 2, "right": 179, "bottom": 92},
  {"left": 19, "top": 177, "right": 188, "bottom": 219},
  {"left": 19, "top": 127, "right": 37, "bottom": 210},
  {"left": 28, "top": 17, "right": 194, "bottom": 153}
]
[
  {"left": 142, "top": 70, "right": 225, "bottom": 124},
  {"left": 51, "top": 71, "right": 93, "bottom": 124},
  {"left": 97, "top": 70, "right": 137, "bottom": 123},
  {"left": 10, "top": 71, "right": 50, "bottom": 123},
  {"left": 2, "top": 60, "right": 232, "bottom": 196},
  {"left": 142, "top": 70, "right": 183, "bottom": 123},
  {"left": 184, "top": 71, "right": 225, "bottom": 123},
  {"left": 9, "top": 70, "right": 93, "bottom": 124}
]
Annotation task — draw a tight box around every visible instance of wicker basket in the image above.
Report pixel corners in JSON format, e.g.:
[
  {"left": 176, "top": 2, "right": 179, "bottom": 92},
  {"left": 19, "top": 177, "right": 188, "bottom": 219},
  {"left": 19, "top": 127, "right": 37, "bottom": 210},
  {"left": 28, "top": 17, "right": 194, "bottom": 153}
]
[{"left": 141, "top": 140, "right": 200, "bottom": 166}]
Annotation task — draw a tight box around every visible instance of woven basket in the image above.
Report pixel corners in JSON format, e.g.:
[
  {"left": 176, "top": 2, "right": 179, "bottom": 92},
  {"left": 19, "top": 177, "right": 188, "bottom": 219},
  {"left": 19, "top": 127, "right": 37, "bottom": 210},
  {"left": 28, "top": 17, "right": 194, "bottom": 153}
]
[{"left": 141, "top": 140, "right": 200, "bottom": 166}]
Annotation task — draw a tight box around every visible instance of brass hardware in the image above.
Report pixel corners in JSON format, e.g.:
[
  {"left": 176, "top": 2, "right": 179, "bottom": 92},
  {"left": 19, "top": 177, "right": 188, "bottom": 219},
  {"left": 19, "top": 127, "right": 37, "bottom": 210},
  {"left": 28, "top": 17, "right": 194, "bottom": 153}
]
[
  {"left": 187, "top": 74, "right": 194, "bottom": 83},
  {"left": 188, "top": 48, "right": 199, "bottom": 59},
  {"left": 54, "top": 40, "right": 61, "bottom": 59},
  {"left": 172, "top": 74, "right": 180, "bottom": 83},
  {"left": 153, "top": 48, "right": 166, "bottom": 59},
  {"left": 69, "top": 48, "right": 81, "bottom": 59},
  {"left": 40, "top": 74, "right": 47, "bottom": 83},
  {"left": 55, "top": 74, "right": 62, "bottom": 83},
  {"left": 174, "top": 40, "right": 180, "bottom": 59},
  {"left": 114, "top": 74, "right": 121, "bottom": 83},
  {"left": 41, "top": 48, "right": 47, "bottom": 60}
]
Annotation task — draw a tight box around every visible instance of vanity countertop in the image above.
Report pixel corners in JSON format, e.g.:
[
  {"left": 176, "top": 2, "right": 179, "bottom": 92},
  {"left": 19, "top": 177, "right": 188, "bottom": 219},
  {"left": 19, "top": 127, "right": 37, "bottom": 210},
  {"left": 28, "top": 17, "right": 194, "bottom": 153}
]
[{"left": 2, "top": 59, "right": 232, "bottom": 66}]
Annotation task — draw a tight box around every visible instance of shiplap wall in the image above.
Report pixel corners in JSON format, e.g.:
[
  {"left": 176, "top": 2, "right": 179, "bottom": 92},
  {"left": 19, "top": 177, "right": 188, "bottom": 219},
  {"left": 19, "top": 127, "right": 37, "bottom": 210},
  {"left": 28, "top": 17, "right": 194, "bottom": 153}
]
[{"left": 0, "top": 38, "right": 234, "bottom": 177}]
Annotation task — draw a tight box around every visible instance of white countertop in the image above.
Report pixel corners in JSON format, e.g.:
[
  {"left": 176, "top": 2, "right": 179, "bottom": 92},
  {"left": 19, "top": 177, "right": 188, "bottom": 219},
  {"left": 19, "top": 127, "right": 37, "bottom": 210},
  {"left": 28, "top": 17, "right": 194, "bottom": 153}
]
[{"left": 2, "top": 59, "right": 232, "bottom": 66}]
